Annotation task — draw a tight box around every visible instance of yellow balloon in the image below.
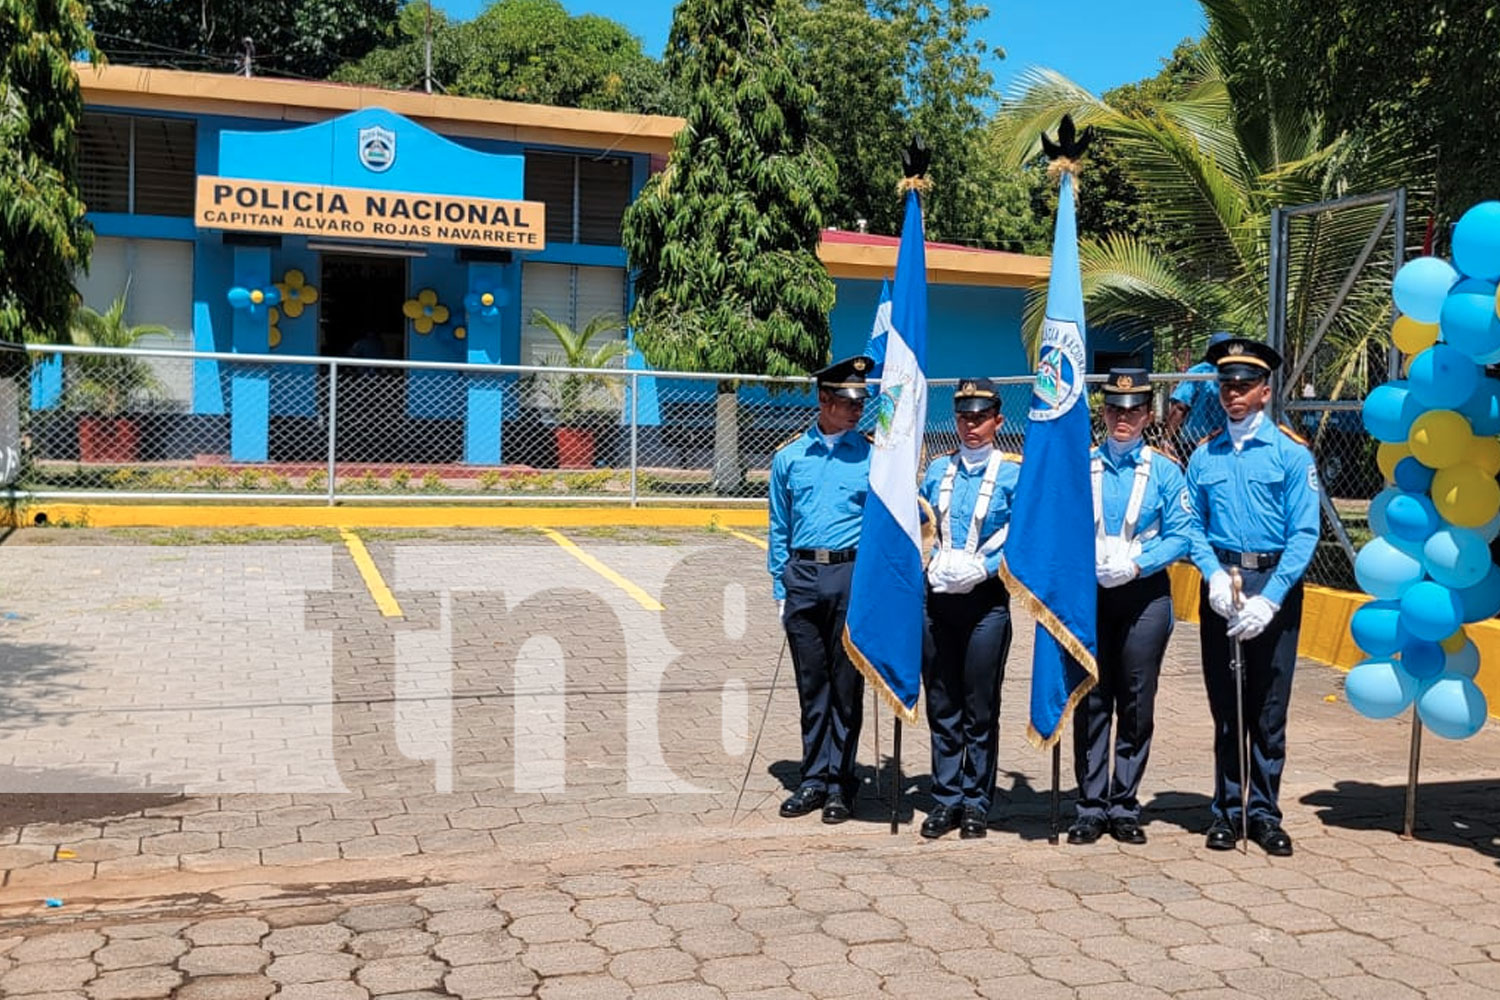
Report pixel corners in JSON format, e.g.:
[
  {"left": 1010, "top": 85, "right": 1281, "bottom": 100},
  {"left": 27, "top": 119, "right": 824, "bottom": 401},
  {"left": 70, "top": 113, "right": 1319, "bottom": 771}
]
[
  {"left": 1377, "top": 440, "right": 1411, "bottom": 482},
  {"left": 1470, "top": 435, "right": 1500, "bottom": 476},
  {"left": 1432, "top": 462, "right": 1500, "bottom": 527},
  {"left": 1408, "top": 409, "right": 1474, "bottom": 469},
  {"left": 1441, "top": 628, "right": 1469, "bottom": 653},
  {"left": 1393, "top": 315, "right": 1440, "bottom": 355}
]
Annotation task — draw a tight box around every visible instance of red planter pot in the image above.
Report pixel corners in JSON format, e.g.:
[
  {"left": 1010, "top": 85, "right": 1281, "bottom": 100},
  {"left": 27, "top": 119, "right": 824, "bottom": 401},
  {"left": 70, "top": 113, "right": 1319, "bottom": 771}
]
[
  {"left": 555, "top": 426, "right": 595, "bottom": 469},
  {"left": 78, "top": 416, "right": 139, "bottom": 463}
]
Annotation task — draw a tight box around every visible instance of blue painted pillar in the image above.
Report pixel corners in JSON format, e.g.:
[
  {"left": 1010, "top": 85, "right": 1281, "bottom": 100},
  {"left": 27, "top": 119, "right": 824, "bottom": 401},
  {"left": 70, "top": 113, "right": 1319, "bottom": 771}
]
[
  {"left": 463, "top": 262, "right": 507, "bottom": 465},
  {"left": 230, "top": 246, "right": 271, "bottom": 462},
  {"left": 30, "top": 356, "right": 62, "bottom": 410}
]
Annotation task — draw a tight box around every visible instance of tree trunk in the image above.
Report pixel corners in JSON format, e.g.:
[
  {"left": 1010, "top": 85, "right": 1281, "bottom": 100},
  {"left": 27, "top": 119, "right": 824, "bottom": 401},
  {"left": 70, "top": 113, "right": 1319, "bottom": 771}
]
[{"left": 712, "top": 381, "right": 743, "bottom": 494}]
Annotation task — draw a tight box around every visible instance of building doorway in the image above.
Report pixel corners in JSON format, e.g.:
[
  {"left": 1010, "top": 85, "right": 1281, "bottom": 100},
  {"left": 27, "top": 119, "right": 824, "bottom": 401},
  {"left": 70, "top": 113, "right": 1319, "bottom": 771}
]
[{"left": 318, "top": 254, "right": 408, "bottom": 462}]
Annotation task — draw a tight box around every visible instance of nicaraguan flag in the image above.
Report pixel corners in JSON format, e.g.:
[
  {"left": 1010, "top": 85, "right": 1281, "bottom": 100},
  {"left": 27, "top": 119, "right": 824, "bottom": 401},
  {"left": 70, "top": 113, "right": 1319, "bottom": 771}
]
[
  {"left": 1001, "top": 169, "right": 1098, "bottom": 747},
  {"left": 863, "top": 280, "right": 892, "bottom": 379},
  {"left": 843, "top": 192, "right": 929, "bottom": 721}
]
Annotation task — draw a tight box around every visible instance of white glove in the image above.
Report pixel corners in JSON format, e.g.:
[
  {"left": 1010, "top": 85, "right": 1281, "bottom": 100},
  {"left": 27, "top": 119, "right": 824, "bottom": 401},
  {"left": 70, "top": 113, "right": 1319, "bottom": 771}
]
[
  {"left": 1227, "top": 595, "right": 1278, "bottom": 640},
  {"left": 777, "top": 598, "right": 786, "bottom": 620},
  {"left": 927, "top": 550, "right": 988, "bottom": 594},
  {"left": 1096, "top": 555, "right": 1138, "bottom": 589},
  {"left": 1208, "top": 570, "right": 1235, "bottom": 619}
]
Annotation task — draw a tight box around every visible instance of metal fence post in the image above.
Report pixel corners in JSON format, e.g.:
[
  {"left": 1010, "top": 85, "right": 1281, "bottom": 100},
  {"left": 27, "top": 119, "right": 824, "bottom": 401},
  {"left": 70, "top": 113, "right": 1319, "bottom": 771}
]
[
  {"left": 629, "top": 370, "right": 639, "bottom": 507},
  {"left": 326, "top": 360, "right": 338, "bottom": 506}
]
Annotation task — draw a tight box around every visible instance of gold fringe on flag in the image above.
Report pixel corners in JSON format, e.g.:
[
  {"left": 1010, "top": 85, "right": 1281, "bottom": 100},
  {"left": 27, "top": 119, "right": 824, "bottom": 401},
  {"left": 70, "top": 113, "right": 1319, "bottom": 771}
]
[
  {"left": 897, "top": 175, "right": 933, "bottom": 196},
  {"left": 843, "top": 625, "right": 920, "bottom": 725},
  {"left": 1046, "top": 157, "right": 1082, "bottom": 182},
  {"left": 998, "top": 557, "right": 1099, "bottom": 749}
]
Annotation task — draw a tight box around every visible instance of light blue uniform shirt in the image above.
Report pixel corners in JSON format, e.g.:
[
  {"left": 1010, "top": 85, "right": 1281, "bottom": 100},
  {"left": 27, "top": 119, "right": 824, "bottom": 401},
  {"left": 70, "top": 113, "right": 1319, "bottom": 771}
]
[
  {"left": 1171, "top": 361, "right": 1226, "bottom": 445},
  {"left": 1186, "top": 417, "right": 1322, "bottom": 606},
  {"left": 768, "top": 426, "right": 872, "bottom": 600},
  {"left": 1093, "top": 440, "right": 1196, "bottom": 578},
  {"left": 919, "top": 452, "right": 1022, "bottom": 578}
]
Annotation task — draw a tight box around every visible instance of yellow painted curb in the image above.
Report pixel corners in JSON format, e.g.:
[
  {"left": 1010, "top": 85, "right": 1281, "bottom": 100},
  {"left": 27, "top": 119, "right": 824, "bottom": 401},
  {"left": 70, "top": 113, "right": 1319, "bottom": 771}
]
[{"left": 10, "top": 504, "right": 770, "bottom": 530}]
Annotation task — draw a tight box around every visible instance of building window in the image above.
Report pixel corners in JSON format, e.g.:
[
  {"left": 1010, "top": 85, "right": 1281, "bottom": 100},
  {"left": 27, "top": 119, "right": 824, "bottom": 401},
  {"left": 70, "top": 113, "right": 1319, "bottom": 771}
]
[
  {"left": 79, "top": 113, "right": 196, "bottom": 217},
  {"left": 521, "top": 262, "right": 626, "bottom": 364},
  {"left": 524, "top": 152, "right": 632, "bottom": 246},
  {"left": 76, "top": 237, "right": 195, "bottom": 407}
]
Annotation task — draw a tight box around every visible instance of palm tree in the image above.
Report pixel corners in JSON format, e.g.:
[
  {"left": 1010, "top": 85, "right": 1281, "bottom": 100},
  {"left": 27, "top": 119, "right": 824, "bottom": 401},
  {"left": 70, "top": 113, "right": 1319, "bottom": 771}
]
[
  {"left": 994, "top": 0, "right": 1428, "bottom": 402},
  {"left": 528, "top": 309, "right": 629, "bottom": 426},
  {"left": 65, "top": 282, "right": 168, "bottom": 418}
]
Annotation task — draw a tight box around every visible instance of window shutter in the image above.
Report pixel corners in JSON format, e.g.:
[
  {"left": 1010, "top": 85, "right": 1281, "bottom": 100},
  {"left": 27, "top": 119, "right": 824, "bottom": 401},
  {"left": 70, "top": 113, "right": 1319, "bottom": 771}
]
[
  {"left": 525, "top": 152, "right": 576, "bottom": 245},
  {"left": 577, "top": 157, "right": 631, "bottom": 246},
  {"left": 78, "top": 113, "right": 130, "bottom": 214},
  {"left": 521, "top": 262, "right": 575, "bottom": 364},
  {"left": 132, "top": 117, "right": 197, "bottom": 217}
]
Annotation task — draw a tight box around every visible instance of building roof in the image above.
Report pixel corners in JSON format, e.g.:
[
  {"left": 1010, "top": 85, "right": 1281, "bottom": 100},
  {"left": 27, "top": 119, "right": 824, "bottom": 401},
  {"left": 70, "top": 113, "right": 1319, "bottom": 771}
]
[
  {"left": 818, "top": 229, "right": 1049, "bottom": 289},
  {"left": 74, "top": 63, "right": 682, "bottom": 156}
]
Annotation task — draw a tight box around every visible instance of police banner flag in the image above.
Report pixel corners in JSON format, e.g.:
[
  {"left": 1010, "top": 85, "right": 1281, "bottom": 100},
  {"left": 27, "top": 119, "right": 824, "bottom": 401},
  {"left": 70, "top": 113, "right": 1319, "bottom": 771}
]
[
  {"left": 864, "top": 279, "right": 892, "bottom": 379},
  {"left": 1001, "top": 133, "right": 1099, "bottom": 747},
  {"left": 843, "top": 191, "right": 929, "bottom": 721}
]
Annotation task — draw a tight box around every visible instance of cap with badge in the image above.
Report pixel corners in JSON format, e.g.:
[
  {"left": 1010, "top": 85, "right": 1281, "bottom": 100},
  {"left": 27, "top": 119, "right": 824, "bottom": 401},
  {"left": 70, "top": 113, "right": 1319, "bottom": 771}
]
[
  {"left": 814, "top": 355, "right": 874, "bottom": 400},
  {"left": 1206, "top": 337, "right": 1282, "bottom": 382},
  {"left": 1101, "top": 367, "right": 1153, "bottom": 408},
  {"left": 953, "top": 376, "right": 1000, "bottom": 413},
  {"left": 1204, "top": 330, "right": 1234, "bottom": 358}
]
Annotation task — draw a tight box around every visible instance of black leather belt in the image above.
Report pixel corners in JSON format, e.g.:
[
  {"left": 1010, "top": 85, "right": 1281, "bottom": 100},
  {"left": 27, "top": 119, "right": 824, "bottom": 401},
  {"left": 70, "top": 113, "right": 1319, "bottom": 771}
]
[
  {"left": 1214, "top": 547, "right": 1281, "bottom": 570},
  {"left": 793, "top": 547, "right": 858, "bottom": 565}
]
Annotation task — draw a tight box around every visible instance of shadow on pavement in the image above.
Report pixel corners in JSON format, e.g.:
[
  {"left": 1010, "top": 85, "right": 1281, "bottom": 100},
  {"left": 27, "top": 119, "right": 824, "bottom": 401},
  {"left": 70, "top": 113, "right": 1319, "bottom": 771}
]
[{"left": 1302, "top": 779, "right": 1500, "bottom": 865}]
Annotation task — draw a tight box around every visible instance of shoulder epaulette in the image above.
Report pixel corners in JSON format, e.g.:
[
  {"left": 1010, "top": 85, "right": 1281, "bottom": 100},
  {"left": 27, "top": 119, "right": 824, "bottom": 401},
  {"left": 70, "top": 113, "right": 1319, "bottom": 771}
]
[
  {"left": 1197, "top": 428, "right": 1224, "bottom": 447},
  {"left": 1278, "top": 423, "right": 1308, "bottom": 446},
  {"left": 1152, "top": 446, "right": 1183, "bottom": 467},
  {"left": 773, "top": 431, "right": 803, "bottom": 453},
  {"left": 862, "top": 431, "right": 874, "bottom": 443},
  {"left": 1001, "top": 451, "right": 1023, "bottom": 464}
]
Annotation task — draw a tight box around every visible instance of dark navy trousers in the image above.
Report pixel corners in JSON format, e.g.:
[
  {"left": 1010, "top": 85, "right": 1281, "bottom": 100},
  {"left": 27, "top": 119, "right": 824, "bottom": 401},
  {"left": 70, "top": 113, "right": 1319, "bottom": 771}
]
[
  {"left": 922, "top": 578, "right": 1012, "bottom": 813},
  {"left": 782, "top": 559, "right": 864, "bottom": 799},
  {"left": 1073, "top": 572, "right": 1174, "bottom": 822},
  {"left": 1198, "top": 567, "right": 1304, "bottom": 825}
]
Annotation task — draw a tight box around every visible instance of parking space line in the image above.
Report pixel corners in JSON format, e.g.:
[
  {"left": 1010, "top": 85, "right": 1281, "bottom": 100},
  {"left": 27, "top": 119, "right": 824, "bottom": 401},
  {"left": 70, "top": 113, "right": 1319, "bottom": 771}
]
[
  {"left": 536, "top": 527, "right": 665, "bottom": 612},
  {"left": 339, "top": 528, "right": 404, "bottom": 618},
  {"left": 724, "top": 528, "right": 768, "bottom": 551}
]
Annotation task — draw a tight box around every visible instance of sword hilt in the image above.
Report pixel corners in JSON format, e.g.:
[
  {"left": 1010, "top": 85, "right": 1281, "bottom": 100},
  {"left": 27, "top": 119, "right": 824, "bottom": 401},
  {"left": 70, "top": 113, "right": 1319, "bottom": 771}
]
[{"left": 1229, "top": 566, "right": 1245, "bottom": 612}]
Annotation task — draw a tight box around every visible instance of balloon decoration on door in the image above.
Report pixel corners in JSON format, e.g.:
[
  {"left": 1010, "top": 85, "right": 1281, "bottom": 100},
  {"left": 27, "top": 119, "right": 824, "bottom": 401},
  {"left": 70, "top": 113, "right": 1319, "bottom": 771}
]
[
  {"left": 227, "top": 283, "right": 280, "bottom": 314},
  {"left": 1348, "top": 201, "right": 1500, "bottom": 740},
  {"left": 403, "top": 288, "right": 450, "bottom": 334},
  {"left": 275, "top": 269, "right": 318, "bottom": 318},
  {"left": 268, "top": 307, "right": 283, "bottom": 349}
]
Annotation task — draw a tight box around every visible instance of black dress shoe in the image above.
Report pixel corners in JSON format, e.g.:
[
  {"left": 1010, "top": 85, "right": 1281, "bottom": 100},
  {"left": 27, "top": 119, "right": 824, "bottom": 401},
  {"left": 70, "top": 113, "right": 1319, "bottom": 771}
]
[
  {"left": 959, "top": 806, "right": 988, "bottom": 839},
  {"left": 1109, "top": 817, "right": 1147, "bottom": 845},
  {"left": 1067, "top": 816, "right": 1106, "bottom": 844},
  {"left": 1249, "top": 820, "right": 1293, "bottom": 857},
  {"left": 1204, "top": 819, "right": 1239, "bottom": 851},
  {"left": 920, "top": 806, "right": 961, "bottom": 839},
  {"left": 779, "top": 787, "right": 826, "bottom": 818},
  {"left": 821, "top": 792, "right": 851, "bottom": 824}
]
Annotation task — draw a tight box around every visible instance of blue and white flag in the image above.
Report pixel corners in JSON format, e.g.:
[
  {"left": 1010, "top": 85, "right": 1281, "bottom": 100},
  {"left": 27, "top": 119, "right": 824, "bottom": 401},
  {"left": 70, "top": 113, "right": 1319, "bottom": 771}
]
[
  {"left": 1001, "top": 169, "right": 1098, "bottom": 747},
  {"left": 863, "top": 280, "right": 892, "bottom": 379},
  {"left": 843, "top": 192, "right": 929, "bottom": 721}
]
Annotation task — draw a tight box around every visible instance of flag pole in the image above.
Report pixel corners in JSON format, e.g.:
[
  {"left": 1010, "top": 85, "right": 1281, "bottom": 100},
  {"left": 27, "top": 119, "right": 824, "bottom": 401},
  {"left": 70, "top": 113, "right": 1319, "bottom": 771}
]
[
  {"left": 730, "top": 637, "right": 788, "bottom": 826},
  {"left": 890, "top": 719, "right": 902, "bottom": 834},
  {"left": 1048, "top": 744, "right": 1061, "bottom": 844}
]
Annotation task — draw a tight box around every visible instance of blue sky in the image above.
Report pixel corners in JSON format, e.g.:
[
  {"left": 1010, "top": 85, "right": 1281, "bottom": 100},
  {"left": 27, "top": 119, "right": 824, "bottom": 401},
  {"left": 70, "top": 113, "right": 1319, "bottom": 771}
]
[{"left": 430, "top": 0, "right": 1207, "bottom": 99}]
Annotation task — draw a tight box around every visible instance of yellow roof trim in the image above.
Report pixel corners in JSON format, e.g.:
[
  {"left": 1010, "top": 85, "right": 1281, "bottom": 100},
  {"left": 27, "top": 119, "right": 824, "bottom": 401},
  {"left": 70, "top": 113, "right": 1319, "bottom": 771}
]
[
  {"left": 74, "top": 63, "right": 682, "bottom": 156},
  {"left": 816, "top": 238, "right": 1049, "bottom": 289}
]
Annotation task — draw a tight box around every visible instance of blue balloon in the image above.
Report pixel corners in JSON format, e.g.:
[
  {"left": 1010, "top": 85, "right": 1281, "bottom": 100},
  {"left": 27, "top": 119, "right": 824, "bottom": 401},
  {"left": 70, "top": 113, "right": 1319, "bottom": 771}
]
[
  {"left": 1416, "top": 674, "right": 1488, "bottom": 739},
  {"left": 1439, "top": 278, "right": 1500, "bottom": 363},
  {"left": 1393, "top": 457, "right": 1436, "bottom": 494},
  {"left": 1408, "top": 344, "right": 1481, "bottom": 409},
  {"left": 1369, "top": 488, "right": 1397, "bottom": 536},
  {"left": 1345, "top": 658, "right": 1418, "bottom": 719},
  {"left": 1458, "top": 377, "right": 1500, "bottom": 436},
  {"left": 1401, "top": 640, "right": 1447, "bottom": 680},
  {"left": 1388, "top": 493, "right": 1441, "bottom": 543},
  {"left": 1422, "top": 526, "right": 1492, "bottom": 589},
  {"left": 1447, "top": 639, "right": 1481, "bottom": 679},
  {"left": 1350, "top": 600, "right": 1410, "bottom": 656},
  {"left": 1400, "top": 580, "right": 1465, "bottom": 640},
  {"left": 1355, "top": 537, "right": 1426, "bottom": 600},
  {"left": 1394, "top": 256, "right": 1459, "bottom": 323},
  {"left": 1457, "top": 564, "right": 1500, "bottom": 623},
  {"left": 1361, "top": 381, "right": 1425, "bottom": 443},
  {"left": 1476, "top": 508, "right": 1500, "bottom": 544},
  {"left": 1452, "top": 201, "right": 1500, "bottom": 282}
]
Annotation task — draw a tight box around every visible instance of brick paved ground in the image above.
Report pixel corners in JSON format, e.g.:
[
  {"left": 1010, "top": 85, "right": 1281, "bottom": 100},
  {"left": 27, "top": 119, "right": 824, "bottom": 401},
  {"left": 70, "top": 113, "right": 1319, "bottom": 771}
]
[{"left": 0, "top": 526, "right": 1496, "bottom": 998}]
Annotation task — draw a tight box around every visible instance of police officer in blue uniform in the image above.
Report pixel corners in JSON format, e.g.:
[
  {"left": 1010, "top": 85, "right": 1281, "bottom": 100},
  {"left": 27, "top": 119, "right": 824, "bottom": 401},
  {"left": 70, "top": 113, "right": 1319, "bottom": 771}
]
[
  {"left": 1165, "top": 332, "right": 1232, "bottom": 460},
  {"left": 918, "top": 378, "right": 1022, "bottom": 840},
  {"left": 768, "top": 355, "right": 874, "bottom": 824},
  {"left": 1186, "top": 338, "right": 1320, "bottom": 856},
  {"left": 1068, "top": 369, "right": 1199, "bottom": 846}
]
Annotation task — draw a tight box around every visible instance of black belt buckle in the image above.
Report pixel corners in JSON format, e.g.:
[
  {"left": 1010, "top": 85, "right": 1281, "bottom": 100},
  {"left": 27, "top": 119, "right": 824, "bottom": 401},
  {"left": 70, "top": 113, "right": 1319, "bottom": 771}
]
[
  {"left": 813, "top": 548, "right": 833, "bottom": 565},
  {"left": 1217, "top": 547, "right": 1278, "bottom": 570}
]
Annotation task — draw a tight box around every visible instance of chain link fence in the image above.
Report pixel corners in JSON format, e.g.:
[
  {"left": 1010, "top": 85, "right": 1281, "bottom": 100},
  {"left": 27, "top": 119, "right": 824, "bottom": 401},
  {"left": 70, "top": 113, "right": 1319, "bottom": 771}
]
[{"left": 5, "top": 347, "right": 1371, "bottom": 588}]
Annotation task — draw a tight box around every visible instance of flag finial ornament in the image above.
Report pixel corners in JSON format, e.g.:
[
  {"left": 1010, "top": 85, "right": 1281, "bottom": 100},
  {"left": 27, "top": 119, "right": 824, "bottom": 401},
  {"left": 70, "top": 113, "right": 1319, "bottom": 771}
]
[
  {"left": 898, "top": 135, "right": 933, "bottom": 196},
  {"left": 1041, "top": 114, "right": 1094, "bottom": 180}
]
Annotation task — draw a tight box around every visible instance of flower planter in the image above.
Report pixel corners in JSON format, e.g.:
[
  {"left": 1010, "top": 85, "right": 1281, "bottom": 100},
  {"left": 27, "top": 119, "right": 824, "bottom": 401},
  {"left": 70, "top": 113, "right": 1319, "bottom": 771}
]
[
  {"left": 555, "top": 426, "right": 595, "bottom": 469},
  {"left": 78, "top": 416, "right": 139, "bottom": 463}
]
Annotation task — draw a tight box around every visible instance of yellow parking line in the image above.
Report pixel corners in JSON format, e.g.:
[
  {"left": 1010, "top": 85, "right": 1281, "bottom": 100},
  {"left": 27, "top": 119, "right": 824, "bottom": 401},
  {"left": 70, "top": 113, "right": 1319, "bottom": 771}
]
[
  {"left": 339, "top": 528, "right": 404, "bottom": 618},
  {"left": 537, "top": 527, "right": 665, "bottom": 612},
  {"left": 725, "top": 528, "right": 768, "bottom": 551}
]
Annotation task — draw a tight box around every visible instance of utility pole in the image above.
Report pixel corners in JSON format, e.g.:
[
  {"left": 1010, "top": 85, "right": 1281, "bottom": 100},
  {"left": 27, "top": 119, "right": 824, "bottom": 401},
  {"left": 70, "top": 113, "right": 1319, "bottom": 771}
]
[{"left": 423, "top": 0, "right": 434, "bottom": 94}]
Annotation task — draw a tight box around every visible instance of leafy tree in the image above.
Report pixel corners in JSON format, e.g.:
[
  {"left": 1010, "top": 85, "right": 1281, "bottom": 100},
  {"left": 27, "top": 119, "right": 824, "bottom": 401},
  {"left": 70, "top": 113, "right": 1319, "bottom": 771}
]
[
  {"left": 622, "top": 0, "right": 836, "bottom": 490},
  {"left": 66, "top": 283, "right": 168, "bottom": 416},
  {"left": 86, "top": 0, "right": 399, "bottom": 79},
  {"left": 996, "top": 0, "right": 1426, "bottom": 396},
  {"left": 334, "top": 0, "right": 678, "bottom": 114},
  {"left": 1, "top": 0, "right": 97, "bottom": 345}
]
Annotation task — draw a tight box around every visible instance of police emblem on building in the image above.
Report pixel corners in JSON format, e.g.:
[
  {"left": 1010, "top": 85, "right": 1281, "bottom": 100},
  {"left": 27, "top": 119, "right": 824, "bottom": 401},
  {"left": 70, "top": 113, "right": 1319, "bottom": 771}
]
[{"left": 358, "top": 126, "right": 396, "bottom": 173}]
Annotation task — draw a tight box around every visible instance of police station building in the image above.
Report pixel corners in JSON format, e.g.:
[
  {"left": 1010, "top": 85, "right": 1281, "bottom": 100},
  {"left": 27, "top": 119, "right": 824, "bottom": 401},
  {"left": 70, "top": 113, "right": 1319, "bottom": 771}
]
[{"left": 65, "top": 65, "right": 1098, "bottom": 465}]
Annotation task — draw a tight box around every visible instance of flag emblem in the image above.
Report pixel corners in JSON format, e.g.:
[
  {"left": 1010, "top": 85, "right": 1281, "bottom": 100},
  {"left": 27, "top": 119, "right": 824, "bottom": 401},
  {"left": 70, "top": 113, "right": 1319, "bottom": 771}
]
[
  {"left": 358, "top": 126, "right": 396, "bottom": 172},
  {"left": 1031, "top": 319, "right": 1085, "bottom": 421}
]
